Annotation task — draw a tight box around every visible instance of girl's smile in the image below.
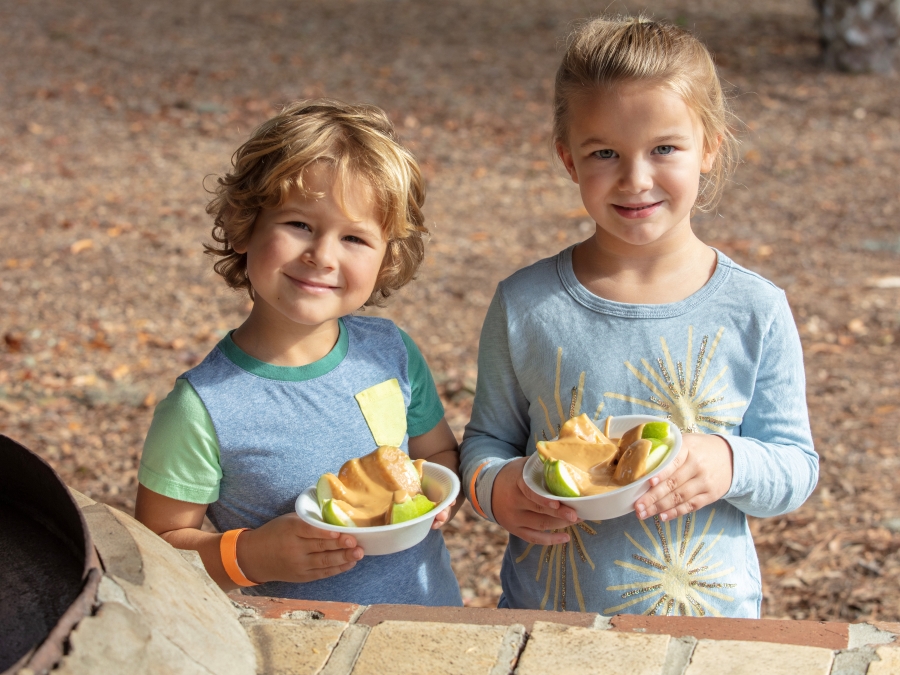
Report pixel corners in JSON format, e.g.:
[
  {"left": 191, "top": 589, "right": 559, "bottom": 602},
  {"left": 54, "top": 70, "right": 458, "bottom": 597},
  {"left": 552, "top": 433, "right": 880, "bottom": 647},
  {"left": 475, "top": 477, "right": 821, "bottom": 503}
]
[{"left": 612, "top": 201, "right": 663, "bottom": 219}]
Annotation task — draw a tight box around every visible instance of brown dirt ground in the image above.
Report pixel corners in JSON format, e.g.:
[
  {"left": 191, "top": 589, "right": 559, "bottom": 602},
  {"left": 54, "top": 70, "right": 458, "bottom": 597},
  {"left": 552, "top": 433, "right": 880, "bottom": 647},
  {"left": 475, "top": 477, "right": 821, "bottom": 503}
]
[{"left": 2, "top": 0, "right": 898, "bottom": 622}]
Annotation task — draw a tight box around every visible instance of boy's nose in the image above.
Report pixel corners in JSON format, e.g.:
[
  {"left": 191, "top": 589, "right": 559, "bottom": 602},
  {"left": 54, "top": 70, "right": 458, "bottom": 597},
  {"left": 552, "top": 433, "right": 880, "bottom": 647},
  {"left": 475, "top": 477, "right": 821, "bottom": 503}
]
[{"left": 303, "top": 236, "right": 338, "bottom": 268}]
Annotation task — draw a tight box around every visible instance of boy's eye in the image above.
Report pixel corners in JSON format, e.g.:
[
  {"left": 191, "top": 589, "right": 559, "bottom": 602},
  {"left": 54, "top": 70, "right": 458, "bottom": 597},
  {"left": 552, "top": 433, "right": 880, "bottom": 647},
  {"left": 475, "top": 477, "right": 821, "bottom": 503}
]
[
  {"left": 286, "top": 221, "right": 311, "bottom": 231},
  {"left": 343, "top": 235, "right": 366, "bottom": 245},
  {"left": 654, "top": 145, "right": 675, "bottom": 155},
  {"left": 593, "top": 149, "right": 616, "bottom": 159}
]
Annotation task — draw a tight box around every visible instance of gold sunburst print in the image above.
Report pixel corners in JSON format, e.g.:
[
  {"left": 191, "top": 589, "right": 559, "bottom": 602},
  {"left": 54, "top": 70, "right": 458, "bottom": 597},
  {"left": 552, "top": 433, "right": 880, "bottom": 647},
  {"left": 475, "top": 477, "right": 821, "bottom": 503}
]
[
  {"left": 604, "top": 510, "right": 737, "bottom": 616},
  {"left": 605, "top": 326, "right": 747, "bottom": 433},
  {"left": 517, "top": 346, "right": 601, "bottom": 612}
]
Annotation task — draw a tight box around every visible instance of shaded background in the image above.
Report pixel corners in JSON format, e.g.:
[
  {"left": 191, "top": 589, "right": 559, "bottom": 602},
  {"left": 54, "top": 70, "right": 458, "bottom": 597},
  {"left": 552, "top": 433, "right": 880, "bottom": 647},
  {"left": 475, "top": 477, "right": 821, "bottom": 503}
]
[{"left": 1, "top": 0, "right": 898, "bottom": 620}]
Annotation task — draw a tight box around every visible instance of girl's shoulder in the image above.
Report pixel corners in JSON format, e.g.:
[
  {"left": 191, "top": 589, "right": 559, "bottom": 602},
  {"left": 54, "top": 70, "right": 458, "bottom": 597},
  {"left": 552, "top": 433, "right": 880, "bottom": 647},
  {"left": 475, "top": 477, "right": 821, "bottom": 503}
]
[
  {"left": 496, "top": 250, "right": 566, "bottom": 297},
  {"left": 714, "top": 250, "right": 788, "bottom": 305}
]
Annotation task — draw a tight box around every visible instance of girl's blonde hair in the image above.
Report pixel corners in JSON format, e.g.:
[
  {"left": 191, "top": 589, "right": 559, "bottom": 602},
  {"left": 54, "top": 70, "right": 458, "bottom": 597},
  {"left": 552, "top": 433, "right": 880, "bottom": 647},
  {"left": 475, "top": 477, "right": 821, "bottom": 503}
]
[
  {"left": 205, "top": 99, "right": 427, "bottom": 306},
  {"left": 553, "top": 17, "right": 739, "bottom": 211}
]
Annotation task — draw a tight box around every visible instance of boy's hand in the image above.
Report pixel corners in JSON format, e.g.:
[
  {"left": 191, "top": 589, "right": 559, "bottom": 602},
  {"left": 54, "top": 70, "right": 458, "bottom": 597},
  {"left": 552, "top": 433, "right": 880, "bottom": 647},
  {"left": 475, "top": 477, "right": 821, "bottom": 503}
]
[
  {"left": 238, "top": 513, "right": 363, "bottom": 584},
  {"left": 491, "top": 457, "right": 579, "bottom": 545},
  {"left": 634, "top": 433, "right": 733, "bottom": 522},
  {"left": 431, "top": 499, "right": 457, "bottom": 529}
]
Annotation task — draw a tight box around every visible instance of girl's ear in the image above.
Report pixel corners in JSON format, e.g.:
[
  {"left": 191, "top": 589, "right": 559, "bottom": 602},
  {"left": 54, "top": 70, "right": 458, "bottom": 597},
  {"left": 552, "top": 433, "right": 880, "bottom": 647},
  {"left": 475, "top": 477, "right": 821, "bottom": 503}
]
[
  {"left": 556, "top": 141, "right": 580, "bottom": 184},
  {"left": 701, "top": 134, "right": 722, "bottom": 174}
]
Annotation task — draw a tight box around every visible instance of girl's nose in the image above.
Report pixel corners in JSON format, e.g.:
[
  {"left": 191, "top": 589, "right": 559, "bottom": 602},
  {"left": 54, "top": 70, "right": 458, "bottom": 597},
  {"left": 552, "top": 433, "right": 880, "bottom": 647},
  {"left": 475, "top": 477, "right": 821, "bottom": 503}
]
[{"left": 618, "top": 158, "right": 653, "bottom": 193}]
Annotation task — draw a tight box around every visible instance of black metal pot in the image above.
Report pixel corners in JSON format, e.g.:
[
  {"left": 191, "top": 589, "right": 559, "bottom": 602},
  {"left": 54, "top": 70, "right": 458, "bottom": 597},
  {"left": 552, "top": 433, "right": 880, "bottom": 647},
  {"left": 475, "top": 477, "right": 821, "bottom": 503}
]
[{"left": 0, "top": 435, "right": 101, "bottom": 674}]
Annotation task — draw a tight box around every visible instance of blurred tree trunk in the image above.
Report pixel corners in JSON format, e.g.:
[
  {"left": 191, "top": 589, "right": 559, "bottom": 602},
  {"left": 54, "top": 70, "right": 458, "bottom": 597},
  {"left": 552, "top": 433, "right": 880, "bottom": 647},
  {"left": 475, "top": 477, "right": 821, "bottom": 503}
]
[{"left": 816, "top": 0, "right": 900, "bottom": 73}]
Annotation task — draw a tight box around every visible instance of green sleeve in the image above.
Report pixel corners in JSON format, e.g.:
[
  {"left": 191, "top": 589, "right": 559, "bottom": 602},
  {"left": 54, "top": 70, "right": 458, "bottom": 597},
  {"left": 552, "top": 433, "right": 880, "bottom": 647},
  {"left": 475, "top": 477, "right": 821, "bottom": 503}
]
[
  {"left": 398, "top": 329, "right": 445, "bottom": 438},
  {"left": 137, "top": 378, "right": 222, "bottom": 504}
]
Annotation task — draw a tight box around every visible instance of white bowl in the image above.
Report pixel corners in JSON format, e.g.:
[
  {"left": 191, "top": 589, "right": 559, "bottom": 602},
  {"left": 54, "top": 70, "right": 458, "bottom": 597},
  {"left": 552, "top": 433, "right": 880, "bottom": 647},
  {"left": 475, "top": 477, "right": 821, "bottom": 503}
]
[
  {"left": 523, "top": 414, "right": 682, "bottom": 520},
  {"left": 294, "top": 462, "right": 460, "bottom": 556}
]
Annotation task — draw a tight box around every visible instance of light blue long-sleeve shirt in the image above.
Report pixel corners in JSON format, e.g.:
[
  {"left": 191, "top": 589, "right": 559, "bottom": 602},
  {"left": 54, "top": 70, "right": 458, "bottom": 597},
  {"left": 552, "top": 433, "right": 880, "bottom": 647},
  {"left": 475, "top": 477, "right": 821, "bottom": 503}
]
[{"left": 460, "top": 246, "right": 817, "bottom": 617}]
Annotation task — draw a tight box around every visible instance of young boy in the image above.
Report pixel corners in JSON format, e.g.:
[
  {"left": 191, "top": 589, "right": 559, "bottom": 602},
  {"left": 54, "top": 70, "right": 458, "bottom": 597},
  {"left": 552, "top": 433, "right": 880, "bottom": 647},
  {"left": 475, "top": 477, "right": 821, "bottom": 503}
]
[{"left": 135, "top": 100, "right": 463, "bottom": 606}]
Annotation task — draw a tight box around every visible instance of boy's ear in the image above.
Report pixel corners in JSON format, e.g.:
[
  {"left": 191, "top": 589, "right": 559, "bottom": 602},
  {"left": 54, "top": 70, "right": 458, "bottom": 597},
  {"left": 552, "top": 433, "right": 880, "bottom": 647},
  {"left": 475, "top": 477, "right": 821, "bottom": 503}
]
[
  {"left": 701, "top": 134, "right": 722, "bottom": 174},
  {"left": 232, "top": 237, "right": 248, "bottom": 255},
  {"left": 556, "top": 141, "right": 580, "bottom": 184}
]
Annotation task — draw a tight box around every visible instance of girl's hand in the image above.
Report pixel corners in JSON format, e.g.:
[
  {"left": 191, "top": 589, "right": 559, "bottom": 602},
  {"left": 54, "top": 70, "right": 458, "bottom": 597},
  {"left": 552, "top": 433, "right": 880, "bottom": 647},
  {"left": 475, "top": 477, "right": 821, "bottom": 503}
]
[
  {"left": 491, "top": 457, "right": 579, "bottom": 545},
  {"left": 238, "top": 513, "right": 363, "bottom": 584},
  {"left": 634, "top": 433, "right": 733, "bottom": 522},
  {"left": 431, "top": 499, "right": 457, "bottom": 529}
]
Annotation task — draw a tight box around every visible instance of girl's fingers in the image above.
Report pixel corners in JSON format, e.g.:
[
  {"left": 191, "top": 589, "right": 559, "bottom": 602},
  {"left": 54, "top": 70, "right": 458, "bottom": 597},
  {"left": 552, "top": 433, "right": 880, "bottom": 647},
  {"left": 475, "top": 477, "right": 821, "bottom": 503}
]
[
  {"left": 656, "top": 492, "right": 711, "bottom": 522},
  {"left": 635, "top": 467, "right": 686, "bottom": 516},
  {"left": 517, "top": 473, "right": 561, "bottom": 509},
  {"left": 515, "top": 527, "right": 571, "bottom": 546},
  {"left": 519, "top": 510, "right": 576, "bottom": 533},
  {"left": 517, "top": 474, "right": 579, "bottom": 522},
  {"left": 640, "top": 477, "right": 707, "bottom": 520}
]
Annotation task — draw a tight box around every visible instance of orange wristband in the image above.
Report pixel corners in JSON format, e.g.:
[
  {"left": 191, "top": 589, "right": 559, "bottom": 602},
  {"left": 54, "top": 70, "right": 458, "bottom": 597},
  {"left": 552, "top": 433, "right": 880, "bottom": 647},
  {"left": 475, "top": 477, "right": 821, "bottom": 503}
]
[
  {"left": 220, "top": 528, "right": 258, "bottom": 587},
  {"left": 469, "top": 461, "right": 489, "bottom": 519}
]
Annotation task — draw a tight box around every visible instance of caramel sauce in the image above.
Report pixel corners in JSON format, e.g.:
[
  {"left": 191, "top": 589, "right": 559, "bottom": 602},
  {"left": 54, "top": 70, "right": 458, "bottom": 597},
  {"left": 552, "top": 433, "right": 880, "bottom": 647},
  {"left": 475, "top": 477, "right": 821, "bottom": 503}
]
[
  {"left": 325, "top": 446, "right": 423, "bottom": 527},
  {"left": 613, "top": 439, "right": 652, "bottom": 485},
  {"left": 539, "top": 415, "right": 666, "bottom": 494}
]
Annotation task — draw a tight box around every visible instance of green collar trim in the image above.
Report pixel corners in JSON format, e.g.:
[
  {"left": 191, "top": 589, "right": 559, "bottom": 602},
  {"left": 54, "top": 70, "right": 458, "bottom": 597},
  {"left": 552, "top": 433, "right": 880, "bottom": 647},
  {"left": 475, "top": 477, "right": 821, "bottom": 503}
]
[{"left": 217, "top": 318, "right": 348, "bottom": 382}]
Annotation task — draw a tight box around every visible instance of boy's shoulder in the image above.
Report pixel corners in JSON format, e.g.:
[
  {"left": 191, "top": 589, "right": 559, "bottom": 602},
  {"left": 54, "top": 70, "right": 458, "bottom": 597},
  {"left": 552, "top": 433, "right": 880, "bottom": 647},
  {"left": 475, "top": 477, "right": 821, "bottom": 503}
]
[{"left": 342, "top": 314, "right": 403, "bottom": 340}]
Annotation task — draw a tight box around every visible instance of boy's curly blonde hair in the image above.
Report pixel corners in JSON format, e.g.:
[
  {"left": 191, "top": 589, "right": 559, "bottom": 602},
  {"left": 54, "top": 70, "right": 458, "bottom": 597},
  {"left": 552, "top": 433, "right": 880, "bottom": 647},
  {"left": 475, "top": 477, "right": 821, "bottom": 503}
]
[
  {"left": 553, "top": 17, "right": 739, "bottom": 212},
  {"left": 205, "top": 99, "right": 427, "bottom": 306}
]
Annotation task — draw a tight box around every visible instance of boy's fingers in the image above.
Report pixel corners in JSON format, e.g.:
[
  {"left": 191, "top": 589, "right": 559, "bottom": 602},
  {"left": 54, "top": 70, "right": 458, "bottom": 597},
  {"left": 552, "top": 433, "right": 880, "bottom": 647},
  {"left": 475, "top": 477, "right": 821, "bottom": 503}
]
[
  {"left": 308, "top": 535, "right": 358, "bottom": 552},
  {"left": 311, "top": 547, "right": 364, "bottom": 570},
  {"left": 303, "top": 560, "right": 359, "bottom": 582}
]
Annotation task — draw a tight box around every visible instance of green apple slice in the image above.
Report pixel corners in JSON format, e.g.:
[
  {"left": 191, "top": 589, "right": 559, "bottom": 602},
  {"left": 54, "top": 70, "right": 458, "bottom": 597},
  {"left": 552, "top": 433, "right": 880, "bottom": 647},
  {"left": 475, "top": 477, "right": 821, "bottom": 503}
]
[
  {"left": 543, "top": 459, "right": 581, "bottom": 498},
  {"left": 316, "top": 475, "right": 333, "bottom": 508},
  {"left": 321, "top": 499, "right": 356, "bottom": 527},
  {"left": 641, "top": 422, "right": 671, "bottom": 441},
  {"left": 644, "top": 439, "right": 670, "bottom": 474},
  {"left": 390, "top": 494, "right": 436, "bottom": 524}
]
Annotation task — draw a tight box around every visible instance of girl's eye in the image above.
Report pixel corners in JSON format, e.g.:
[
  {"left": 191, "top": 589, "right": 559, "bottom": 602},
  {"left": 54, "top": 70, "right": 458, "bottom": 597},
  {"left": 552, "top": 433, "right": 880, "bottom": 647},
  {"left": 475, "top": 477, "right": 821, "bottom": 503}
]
[
  {"left": 343, "top": 235, "right": 366, "bottom": 245},
  {"left": 286, "top": 221, "right": 311, "bottom": 231},
  {"left": 594, "top": 149, "right": 616, "bottom": 159},
  {"left": 654, "top": 145, "right": 675, "bottom": 155}
]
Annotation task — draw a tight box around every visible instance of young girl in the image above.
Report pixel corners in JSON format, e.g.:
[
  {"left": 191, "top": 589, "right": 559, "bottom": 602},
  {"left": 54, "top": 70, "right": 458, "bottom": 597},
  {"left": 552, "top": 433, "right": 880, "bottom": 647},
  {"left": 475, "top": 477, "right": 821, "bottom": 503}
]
[
  {"left": 460, "top": 18, "right": 818, "bottom": 618},
  {"left": 135, "top": 100, "right": 462, "bottom": 606}
]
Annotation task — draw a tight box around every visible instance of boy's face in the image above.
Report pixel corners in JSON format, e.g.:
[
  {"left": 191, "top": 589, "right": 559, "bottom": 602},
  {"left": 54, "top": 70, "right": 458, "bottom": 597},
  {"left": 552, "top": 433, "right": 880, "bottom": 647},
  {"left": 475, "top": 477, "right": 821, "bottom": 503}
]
[{"left": 235, "top": 164, "right": 387, "bottom": 332}]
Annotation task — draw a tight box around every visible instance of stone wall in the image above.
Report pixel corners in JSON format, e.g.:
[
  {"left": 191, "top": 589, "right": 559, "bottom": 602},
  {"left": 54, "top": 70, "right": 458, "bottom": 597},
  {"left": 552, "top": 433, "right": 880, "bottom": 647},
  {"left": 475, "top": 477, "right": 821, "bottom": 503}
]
[{"left": 28, "top": 490, "right": 898, "bottom": 675}]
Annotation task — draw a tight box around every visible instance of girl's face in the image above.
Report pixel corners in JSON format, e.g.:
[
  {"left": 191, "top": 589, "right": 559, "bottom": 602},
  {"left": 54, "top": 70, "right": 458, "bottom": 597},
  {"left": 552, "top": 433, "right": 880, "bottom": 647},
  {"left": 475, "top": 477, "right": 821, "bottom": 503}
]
[
  {"left": 235, "top": 164, "right": 387, "bottom": 332},
  {"left": 557, "top": 82, "right": 717, "bottom": 253}
]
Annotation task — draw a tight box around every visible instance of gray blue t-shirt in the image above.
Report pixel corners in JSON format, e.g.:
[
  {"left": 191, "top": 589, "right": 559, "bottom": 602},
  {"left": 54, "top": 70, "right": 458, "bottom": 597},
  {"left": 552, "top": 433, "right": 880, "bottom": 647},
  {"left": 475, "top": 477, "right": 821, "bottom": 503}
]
[
  {"left": 140, "top": 315, "right": 462, "bottom": 606},
  {"left": 460, "top": 246, "right": 818, "bottom": 618}
]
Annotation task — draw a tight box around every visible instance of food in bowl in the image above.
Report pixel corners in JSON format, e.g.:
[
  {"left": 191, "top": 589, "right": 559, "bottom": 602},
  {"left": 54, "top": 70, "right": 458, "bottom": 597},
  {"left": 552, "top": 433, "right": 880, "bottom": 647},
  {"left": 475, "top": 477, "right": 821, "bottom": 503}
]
[
  {"left": 537, "top": 414, "right": 674, "bottom": 498},
  {"left": 316, "top": 446, "right": 436, "bottom": 527}
]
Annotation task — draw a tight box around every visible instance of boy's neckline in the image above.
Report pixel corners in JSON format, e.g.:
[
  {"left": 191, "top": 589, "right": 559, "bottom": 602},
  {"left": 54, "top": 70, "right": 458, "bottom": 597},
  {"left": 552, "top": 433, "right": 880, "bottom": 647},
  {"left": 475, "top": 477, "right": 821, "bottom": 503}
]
[
  {"left": 558, "top": 245, "right": 731, "bottom": 319},
  {"left": 217, "top": 317, "right": 348, "bottom": 382}
]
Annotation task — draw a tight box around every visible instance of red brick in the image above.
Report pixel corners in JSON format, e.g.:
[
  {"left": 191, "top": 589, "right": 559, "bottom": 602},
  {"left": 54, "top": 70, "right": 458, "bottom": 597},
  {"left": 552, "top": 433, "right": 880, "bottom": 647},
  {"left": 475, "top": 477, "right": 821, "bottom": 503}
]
[
  {"left": 870, "top": 621, "right": 900, "bottom": 642},
  {"left": 610, "top": 615, "right": 848, "bottom": 650},
  {"left": 357, "top": 604, "right": 599, "bottom": 632},
  {"left": 231, "top": 594, "right": 361, "bottom": 623}
]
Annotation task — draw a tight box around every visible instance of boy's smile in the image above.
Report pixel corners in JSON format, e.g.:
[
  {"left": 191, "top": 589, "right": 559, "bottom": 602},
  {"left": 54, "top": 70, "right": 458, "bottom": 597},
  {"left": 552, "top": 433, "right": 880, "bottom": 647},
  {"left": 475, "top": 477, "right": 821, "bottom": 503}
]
[
  {"left": 557, "top": 82, "right": 717, "bottom": 253},
  {"left": 233, "top": 163, "right": 387, "bottom": 363}
]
